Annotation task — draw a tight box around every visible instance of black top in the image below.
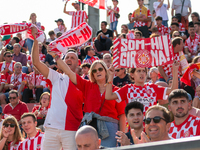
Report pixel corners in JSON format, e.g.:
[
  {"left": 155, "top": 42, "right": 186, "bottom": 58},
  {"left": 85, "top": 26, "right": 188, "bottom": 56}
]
[
  {"left": 113, "top": 74, "right": 132, "bottom": 88},
  {"left": 126, "top": 131, "right": 134, "bottom": 144},
  {"left": 96, "top": 29, "right": 113, "bottom": 43}
]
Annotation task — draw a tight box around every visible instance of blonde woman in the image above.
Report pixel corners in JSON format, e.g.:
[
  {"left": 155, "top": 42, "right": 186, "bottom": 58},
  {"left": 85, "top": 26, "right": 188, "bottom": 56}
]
[{"left": 0, "top": 116, "right": 23, "bottom": 150}]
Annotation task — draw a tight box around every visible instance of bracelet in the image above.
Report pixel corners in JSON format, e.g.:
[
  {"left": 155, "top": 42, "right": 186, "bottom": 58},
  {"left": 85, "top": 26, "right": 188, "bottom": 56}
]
[
  {"left": 54, "top": 55, "right": 60, "bottom": 62},
  {"left": 104, "top": 81, "right": 112, "bottom": 87}
]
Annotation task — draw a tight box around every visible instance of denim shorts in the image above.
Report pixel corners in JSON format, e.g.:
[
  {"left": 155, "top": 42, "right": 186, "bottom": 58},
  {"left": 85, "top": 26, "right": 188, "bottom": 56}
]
[{"left": 110, "top": 21, "right": 118, "bottom": 31}]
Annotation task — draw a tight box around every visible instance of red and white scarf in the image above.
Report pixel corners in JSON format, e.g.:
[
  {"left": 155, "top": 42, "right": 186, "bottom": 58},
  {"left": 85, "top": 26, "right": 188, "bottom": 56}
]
[
  {"left": 78, "top": 0, "right": 107, "bottom": 10},
  {"left": 49, "top": 22, "right": 92, "bottom": 55},
  {"left": 0, "top": 23, "right": 44, "bottom": 42},
  {"left": 1, "top": 60, "right": 14, "bottom": 72},
  {"left": 10, "top": 73, "right": 23, "bottom": 91}
]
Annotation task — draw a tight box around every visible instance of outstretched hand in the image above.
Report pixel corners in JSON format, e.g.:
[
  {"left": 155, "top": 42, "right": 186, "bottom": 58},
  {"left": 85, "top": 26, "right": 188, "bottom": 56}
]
[
  {"left": 47, "top": 45, "right": 56, "bottom": 57},
  {"left": 172, "top": 60, "right": 180, "bottom": 70},
  {"left": 131, "top": 129, "right": 150, "bottom": 144},
  {"left": 108, "top": 65, "right": 115, "bottom": 80}
]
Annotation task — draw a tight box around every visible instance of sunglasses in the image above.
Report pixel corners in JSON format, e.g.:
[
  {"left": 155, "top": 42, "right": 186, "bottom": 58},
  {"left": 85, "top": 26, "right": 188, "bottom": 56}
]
[
  {"left": 174, "top": 35, "right": 180, "bottom": 37},
  {"left": 115, "top": 68, "right": 123, "bottom": 72},
  {"left": 4, "top": 123, "right": 15, "bottom": 128},
  {"left": 144, "top": 116, "right": 167, "bottom": 124},
  {"left": 6, "top": 55, "right": 12, "bottom": 58},
  {"left": 92, "top": 67, "right": 104, "bottom": 73},
  {"left": 9, "top": 97, "right": 17, "bottom": 100},
  {"left": 15, "top": 66, "right": 22, "bottom": 69}
]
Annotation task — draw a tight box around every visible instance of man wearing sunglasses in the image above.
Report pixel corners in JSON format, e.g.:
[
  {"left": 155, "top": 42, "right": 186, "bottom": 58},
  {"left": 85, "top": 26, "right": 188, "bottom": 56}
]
[
  {"left": 131, "top": 105, "right": 171, "bottom": 144},
  {"left": 168, "top": 89, "right": 200, "bottom": 139},
  {"left": 113, "top": 68, "right": 132, "bottom": 88},
  {"left": 82, "top": 45, "right": 99, "bottom": 65}
]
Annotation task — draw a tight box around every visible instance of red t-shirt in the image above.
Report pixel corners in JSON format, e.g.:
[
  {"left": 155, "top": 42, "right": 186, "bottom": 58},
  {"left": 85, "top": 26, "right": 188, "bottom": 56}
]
[
  {"left": 114, "top": 83, "right": 167, "bottom": 114},
  {"left": 3, "top": 101, "right": 29, "bottom": 121},
  {"left": 169, "top": 114, "right": 200, "bottom": 139},
  {"left": 76, "top": 74, "right": 125, "bottom": 120},
  {"left": 0, "top": 73, "right": 5, "bottom": 85},
  {"left": 0, "top": 61, "right": 16, "bottom": 80}
]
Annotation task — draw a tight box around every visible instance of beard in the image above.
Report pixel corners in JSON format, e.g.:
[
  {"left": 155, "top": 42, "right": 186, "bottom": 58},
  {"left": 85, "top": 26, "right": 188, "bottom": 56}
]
[{"left": 174, "top": 110, "right": 188, "bottom": 118}]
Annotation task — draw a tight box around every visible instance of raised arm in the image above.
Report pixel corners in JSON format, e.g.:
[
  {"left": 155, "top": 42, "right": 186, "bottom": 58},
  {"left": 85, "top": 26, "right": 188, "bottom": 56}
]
[
  {"left": 63, "top": 1, "right": 70, "bottom": 15},
  {"left": 31, "top": 27, "right": 49, "bottom": 78},
  {"left": 105, "top": 65, "right": 118, "bottom": 100},
  {"left": 48, "top": 52, "right": 77, "bottom": 85},
  {"left": 166, "top": 60, "right": 179, "bottom": 95},
  {"left": 157, "top": 0, "right": 164, "bottom": 8},
  {"left": 167, "top": 0, "right": 170, "bottom": 9}
]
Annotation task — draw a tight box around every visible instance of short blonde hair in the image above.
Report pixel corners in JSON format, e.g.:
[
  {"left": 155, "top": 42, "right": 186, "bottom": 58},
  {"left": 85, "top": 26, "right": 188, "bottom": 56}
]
[{"left": 89, "top": 60, "right": 108, "bottom": 83}]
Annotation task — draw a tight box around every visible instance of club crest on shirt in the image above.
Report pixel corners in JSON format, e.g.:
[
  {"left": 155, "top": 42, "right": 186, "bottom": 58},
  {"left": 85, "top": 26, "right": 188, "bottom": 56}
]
[{"left": 183, "top": 131, "right": 191, "bottom": 137}]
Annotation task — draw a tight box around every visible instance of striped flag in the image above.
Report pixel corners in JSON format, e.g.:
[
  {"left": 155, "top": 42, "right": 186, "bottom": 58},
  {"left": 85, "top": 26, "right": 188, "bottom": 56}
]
[{"left": 79, "top": 0, "right": 107, "bottom": 10}]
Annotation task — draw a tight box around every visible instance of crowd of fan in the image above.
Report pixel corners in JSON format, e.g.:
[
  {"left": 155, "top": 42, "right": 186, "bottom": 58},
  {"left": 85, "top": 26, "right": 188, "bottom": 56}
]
[{"left": 0, "top": 0, "right": 200, "bottom": 149}]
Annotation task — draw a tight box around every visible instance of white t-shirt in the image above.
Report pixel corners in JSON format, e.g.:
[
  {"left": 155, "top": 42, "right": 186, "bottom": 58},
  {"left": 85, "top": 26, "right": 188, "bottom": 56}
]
[{"left": 153, "top": 2, "right": 169, "bottom": 21}]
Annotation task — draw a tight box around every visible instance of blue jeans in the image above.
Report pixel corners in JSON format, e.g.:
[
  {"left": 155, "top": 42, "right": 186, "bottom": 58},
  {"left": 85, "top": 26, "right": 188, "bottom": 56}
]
[
  {"left": 100, "top": 121, "right": 118, "bottom": 147},
  {"left": 26, "top": 38, "right": 34, "bottom": 55},
  {"left": 162, "top": 20, "right": 168, "bottom": 27},
  {"left": 110, "top": 21, "right": 118, "bottom": 31}
]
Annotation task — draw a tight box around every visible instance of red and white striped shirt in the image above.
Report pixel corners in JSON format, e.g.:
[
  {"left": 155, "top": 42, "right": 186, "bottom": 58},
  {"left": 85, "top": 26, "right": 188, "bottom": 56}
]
[
  {"left": 131, "top": 9, "right": 151, "bottom": 27},
  {"left": 68, "top": 10, "right": 88, "bottom": 29},
  {"left": 17, "top": 131, "right": 44, "bottom": 150},
  {"left": 108, "top": 7, "right": 119, "bottom": 23},
  {"left": 156, "top": 24, "right": 169, "bottom": 35},
  {"left": 0, "top": 73, "right": 5, "bottom": 84},
  {"left": 169, "top": 115, "right": 200, "bottom": 139}
]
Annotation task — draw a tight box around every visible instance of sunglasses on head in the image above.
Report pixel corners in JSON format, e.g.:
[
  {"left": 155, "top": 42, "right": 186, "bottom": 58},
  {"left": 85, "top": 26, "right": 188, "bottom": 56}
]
[
  {"left": 92, "top": 67, "right": 104, "bottom": 74},
  {"left": 9, "top": 97, "right": 17, "bottom": 100},
  {"left": 4, "top": 123, "right": 15, "bottom": 128},
  {"left": 144, "top": 116, "right": 167, "bottom": 124},
  {"left": 6, "top": 55, "right": 12, "bottom": 58}
]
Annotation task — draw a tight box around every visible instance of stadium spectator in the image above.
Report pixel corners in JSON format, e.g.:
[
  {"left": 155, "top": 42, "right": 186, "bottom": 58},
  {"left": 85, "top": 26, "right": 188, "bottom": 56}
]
[
  {"left": 171, "top": 0, "right": 191, "bottom": 31},
  {"left": 155, "top": 16, "right": 169, "bottom": 35},
  {"left": 194, "top": 22, "right": 200, "bottom": 35},
  {"left": 105, "top": 61, "right": 179, "bottom": 116},
  {"left": 18, "top": 113, "right": 44, "bottom": 150},
  {"left": 80, "top": 63, "right": 90, "bottom": 80},
  {"left": 151, "top": 26, "right": 159, "bottom": 35},
  {"left": 116, "top": 102, "right": 144, "bottom": 146},
  {"left": 0, "top": 51, "right": 15, "bottom": 79},
  {"left": 32, "top": 92, "right": 50, "bottom": 131},
  {"left": 26, "top": 13, "right": 41, "bottom": 54},
  {"left": 107, "top": 0, "right": 119, "bottom": 37},
  {"left": 158, "top": 37, "right": 183, "bottom": 82},
  {"left": 95, "top": 21, "right": 113, "bottom": 56},
  {"left": 168, "top": 89, "right": 200, "bottom": 138},
  {"left": 153, "top": 0, "right": 170, "bottom": 27},
  {"left": 46, "top": 30, "right": 56, "bottom": 43},
  {"left": 0, "top": 106, "right": 4, "bottom": 128},
  {"left": 149, "top": 67, "right": 159, "bottom": 84},
  {"left": 121, "top": 24, "right": 129, "bottom": 34},
  {"left": 134, "top": 30, "right": 142, "bottom": 39},
  {"left": 3, "top": 90, "right": 29, "bottom": 123},
  {"left": 169, "top": 16, "right": 186, "bottom": 37},
  {"left": 172, "top": 31, "right": 181, "bottom": 39},
  {"left": 189, "top": 12, "right": 200, "bottom": 26},
  {"left": 187, "top": 93, "right": 200, "bottom": 117},
  {"left": 13, "top": 43, "right": 27, "bottom": 66},
  {"left": 22, "top": 67, "right": 46, "bottom": 103},
  {"left": 103, "top": 53, "right": 112, "bottom": 68},
  {"left": 127, "top": 13, "right": 135, "bottom": 30},
  {"left": 0, "top": 62, "right": 26, "bottom": 102},
  {"left": 193, "top": 85, "right": 200, "bottom": 109},
  {"left": 63, "top": 1, "right": 88, "bottom": 29},
  {"left": 0, "top": 116, "right": 23, "bottom": 150},
  {"left": 137, "top": 105, "right": 171, "bottom": 142},
  {"left": 131, "top": 0, "right": 151, "bottom": 38},
  {"left": 184, "top": 25, "right": 200, "bottom": 61},
  {"left": 32, "top": 27, "right": 83, "bottom": 150},
  {"left": 54, "top": 18, "right": 67, "bottom": 34},
  {"left": 75, "top": 125, "right": 101, "bottom": 150},
  {"left": 113, "top": 68, "right": 132, "bottom": 88},
  {"left": 16, "top": 33, "right": 27, "bottom": 53},
  {"left": 55, "top": 58, "right": 126, "bottom": 147},
  {"left": 82, "top": 45, "right": 99, "bottom": 64},
  {"left": 0, "top": 73, "right": 5, "bottom": 95}
]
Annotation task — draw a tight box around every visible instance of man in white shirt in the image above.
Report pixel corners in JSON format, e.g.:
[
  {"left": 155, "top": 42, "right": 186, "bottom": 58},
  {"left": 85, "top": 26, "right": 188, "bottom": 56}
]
[{"left": 153, "top": 0, "right": 170, "bottom": 27}]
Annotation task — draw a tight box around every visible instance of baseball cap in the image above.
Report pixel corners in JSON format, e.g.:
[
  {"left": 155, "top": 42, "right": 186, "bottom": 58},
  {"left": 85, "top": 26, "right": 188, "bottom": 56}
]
[
  {"left": 55, "top": 18, "right": 64, "bottom": 23},
  {"left": 72, "top": 1, "right": 79, "bottom": 7}
]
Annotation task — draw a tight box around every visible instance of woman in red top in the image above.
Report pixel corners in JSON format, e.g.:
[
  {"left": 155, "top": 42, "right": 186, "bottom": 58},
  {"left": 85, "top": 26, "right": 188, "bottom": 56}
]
[
  {"left": 54, "top": 56, "right": 126, "bottom": 147},
  {"left": 32, "top": 92, "right": 50, "bottom": 131},
  {"left": 0, "top": 116, "right": 23, "bottom": 150}
]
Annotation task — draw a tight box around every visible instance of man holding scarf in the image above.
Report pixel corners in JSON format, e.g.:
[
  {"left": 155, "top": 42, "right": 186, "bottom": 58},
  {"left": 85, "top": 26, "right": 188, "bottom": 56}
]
[{"left": 131, "top": 0, "right": 151, "bottom": 38}]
